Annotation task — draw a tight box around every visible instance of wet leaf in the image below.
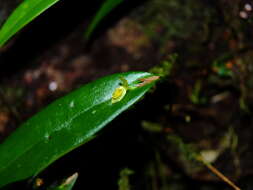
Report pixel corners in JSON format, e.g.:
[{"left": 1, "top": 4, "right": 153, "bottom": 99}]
[{"left": 0, "top": 72, "right": 158, "bottom": 188}]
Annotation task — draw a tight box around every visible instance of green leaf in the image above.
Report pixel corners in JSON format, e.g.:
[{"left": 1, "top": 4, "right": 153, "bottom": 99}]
[
  {"left": 48, "top": 173, "right": 78, "bottom": 190},
  {"left": 0, "top": 72, "right": 158, "bottom": 188},
  {"left": 85, "top": 0, "right": 123, "bottom": 39},
  {"left": 0, "top": 0, "right": 62, "bottom": 47}
]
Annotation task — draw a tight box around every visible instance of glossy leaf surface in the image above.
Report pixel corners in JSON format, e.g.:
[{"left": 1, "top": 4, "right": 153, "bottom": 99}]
[
  {"left": 0, "top": 72, "right": 157, "bottom": 187},
  {"left": 0, "top": 0, "right": 61, "bottom": 46}
]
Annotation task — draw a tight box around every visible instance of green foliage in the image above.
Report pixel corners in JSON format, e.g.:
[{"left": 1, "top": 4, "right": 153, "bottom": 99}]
[
  {"left": 167, "top": 135, "right": 198, "bottom": 161},
  {"left": 134, "top": 0, "right": 214, "bottom": 44},
  {"left": 0, "top": 72, "right": 158, "bottom": 188},
  {"left": 118, "top": 168, "right": 134, "bottom": 190},
  {"left": 149, "top": 54, "right": 177, "bottom": 77},
  {"left": 85, "top": 0, "right": 123, "bottom": 39},
  {"left": 0, "top": 0, "right": 62, "bottom": 47},
  {"left": 212, "top": 61, "right": 233, "bottom": 77},
  {"left": 0, "top": 0, "right": 124, "bottom": 47},
  {"left": 189, "top": 80, "right": 206, "bottom": 105},
  {"left": 141, "top": 121, "right": 163, "bottom": 133}
]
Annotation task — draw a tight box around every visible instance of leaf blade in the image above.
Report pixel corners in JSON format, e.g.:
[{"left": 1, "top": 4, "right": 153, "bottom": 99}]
[
  {"left": 0, "top": 0, "right": 62, "bottom": 47},
  {"left": 0, "top": 72, "right": 157, "bottom": 187},
  {"left": 85, "top": 0, "right": 123, "bottom": 39}
]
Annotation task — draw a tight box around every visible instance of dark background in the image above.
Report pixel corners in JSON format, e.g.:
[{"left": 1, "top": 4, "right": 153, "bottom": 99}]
[{"left": 1, "top": 0, "right": 253, "bottom": 189}]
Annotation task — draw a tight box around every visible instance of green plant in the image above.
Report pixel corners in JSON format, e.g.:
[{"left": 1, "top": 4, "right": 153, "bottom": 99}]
[
  {"left": 0, "top": 72, "right": 159, "bottom": 188},
  {"left": 0, "top": 0, "right": 123, "bottom": 46},
  {"left": 118, "top": 168, "right": 134, "bottom": 190},
  {"left": 85, "top": 0, "right": 123, "bottom": 39}
]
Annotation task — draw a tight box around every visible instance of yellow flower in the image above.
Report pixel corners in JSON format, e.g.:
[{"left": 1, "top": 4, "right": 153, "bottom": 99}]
[{"left": 111, "top": 86, "right": 127, "bottom": 104}]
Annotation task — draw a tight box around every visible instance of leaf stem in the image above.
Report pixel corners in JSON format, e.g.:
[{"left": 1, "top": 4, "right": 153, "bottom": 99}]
[{"left": 196, "top": 156, "right": 241, "bottom": 190}]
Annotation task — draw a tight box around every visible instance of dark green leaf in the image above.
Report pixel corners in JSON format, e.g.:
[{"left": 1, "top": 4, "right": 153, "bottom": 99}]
[
  {"left": 0, "top": 0, "right": 62, "bottom": 47},
  {"left": 85, "top": 0, "right": 123, "bottom": 39},
  {"left": 0, "top": 72, "right": 158, "bottom": 188}
]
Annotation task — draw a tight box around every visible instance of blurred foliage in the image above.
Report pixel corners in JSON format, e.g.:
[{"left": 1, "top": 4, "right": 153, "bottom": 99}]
[
  {"left": 118, "top": 168, "right": 134, "bottom": 190},
  {"left": 85, "top": 0, "right": 123, "bottom": 38},
  {"left": 149, "top": 54, "right": 177, "bottom": 77},
  {"left": 167, "top": 134, "right": 198, "bottom": 162},
  {"left": 189, "top": 80, "right": 207, "bottom": 105},
  {"left": 133, "top": 0, "right": 216, "bottom": 45}
]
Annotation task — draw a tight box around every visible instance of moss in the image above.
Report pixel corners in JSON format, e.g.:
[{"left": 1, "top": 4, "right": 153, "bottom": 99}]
[
  {"left": 133, "top": 0, "right": 215, "bottom": 44},
  {"left": 118, "top": 168, "right": 134, "bottom": 190}
]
